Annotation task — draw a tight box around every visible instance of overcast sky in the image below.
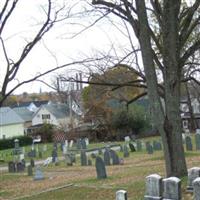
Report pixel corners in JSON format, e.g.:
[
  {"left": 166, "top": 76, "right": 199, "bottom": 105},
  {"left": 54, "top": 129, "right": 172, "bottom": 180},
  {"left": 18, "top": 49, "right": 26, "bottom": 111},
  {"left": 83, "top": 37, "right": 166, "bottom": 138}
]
[{"left": 0, "top": 0, "right": 134, "bottom": 94}]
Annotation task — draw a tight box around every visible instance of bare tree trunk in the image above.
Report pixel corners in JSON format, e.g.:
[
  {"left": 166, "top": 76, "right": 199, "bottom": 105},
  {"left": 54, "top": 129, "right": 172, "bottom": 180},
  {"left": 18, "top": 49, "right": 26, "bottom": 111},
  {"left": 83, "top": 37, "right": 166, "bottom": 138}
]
[{"left": 136, "top": 0, "right": 187, "bottom": 177}]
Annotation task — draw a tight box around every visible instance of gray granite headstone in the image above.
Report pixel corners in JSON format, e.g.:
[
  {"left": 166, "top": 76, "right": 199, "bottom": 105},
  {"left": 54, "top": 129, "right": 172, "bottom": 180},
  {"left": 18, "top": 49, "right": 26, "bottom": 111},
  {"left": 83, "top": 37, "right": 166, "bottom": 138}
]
[
  {"left": 81, "top": 151, "right": 87, "bottom": 166},
  {"left": 116, "top": 190, "right": 127, "bottom": 200},
  {"left": 195, "top": 133, "right": 200, "bottom": 150},
  {"left": 144, "top": 174, "right": 162, "bottom": 200},
  {"left": 16, "top": 162, "right": 25, "bottom": 172},
  {"left": 8, "top": 161, "right": 16, "bottom": 173},
  {"left": 185, "top": 136, "right": 193, "bottom": 151},
  {"left": 34, "top": 166, "right": 44, "bottom": 180},
  {"left": 147, "top": 144, "right": 153, "bottom": 154},
  {"left": 123, "top": 145, "right": 129, "bottom": 158},
  {"left": 27, "top": 165, "right": 33, "bottom": 176},
  {"left": 193, "top": 177, "right": 200, "bottom": 200},
  {"left": 110, "top": 150, "right": 120, "bottom": 165},
  {"left": 103, "top": 149, "right": 111, "bottom": 166},
  {"left": 163, "top": 177, "right": 181, "bottom": 200},
  {"left": 65, "top": 154, "right": 73, "bottom": 166},
  {"left": 136, "top": 140, "right": 142, "bottom": 151},
  {"left": 187, "top": 167, "right": 200, "bottom": 191},
  {"left": 95, "top": 156, "right": 107, "bottom": 179}
]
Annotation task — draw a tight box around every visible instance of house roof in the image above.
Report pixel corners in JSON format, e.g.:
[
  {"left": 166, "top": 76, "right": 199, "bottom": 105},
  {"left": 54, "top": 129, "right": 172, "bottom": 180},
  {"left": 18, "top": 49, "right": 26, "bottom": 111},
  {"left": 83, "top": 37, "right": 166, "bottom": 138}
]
[
  {"left": 13, "top": 107, "right": 34, "bottom": 122},
  {"left": 0, "top": 107, "right": 24, "bottom": 126},
  {"left": 34, "top": 103, "right": 71, "bottom": 119},
  {"left": 11, "top": 100, "right": 49, "bottom": 108}
]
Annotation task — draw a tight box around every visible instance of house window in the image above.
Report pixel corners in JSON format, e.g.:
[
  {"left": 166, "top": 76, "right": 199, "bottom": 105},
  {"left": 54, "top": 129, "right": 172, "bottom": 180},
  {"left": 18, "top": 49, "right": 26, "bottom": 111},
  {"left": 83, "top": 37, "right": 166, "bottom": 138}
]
[
  {"left": 182, "top": 120, "right": 188, "bottom": 129},
  {"left": 42, "top": 114, "right": 50, "bottom": 120}
]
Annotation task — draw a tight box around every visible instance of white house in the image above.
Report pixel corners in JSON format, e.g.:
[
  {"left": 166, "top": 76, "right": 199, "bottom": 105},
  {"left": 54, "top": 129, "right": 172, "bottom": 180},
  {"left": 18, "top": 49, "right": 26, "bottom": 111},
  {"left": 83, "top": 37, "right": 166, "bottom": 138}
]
[
  {"left": 32, "top": 103, "right": 79, "bottom": 131},
  {"left": 0, "top": 107, "right": 24, "bottom": 139}
]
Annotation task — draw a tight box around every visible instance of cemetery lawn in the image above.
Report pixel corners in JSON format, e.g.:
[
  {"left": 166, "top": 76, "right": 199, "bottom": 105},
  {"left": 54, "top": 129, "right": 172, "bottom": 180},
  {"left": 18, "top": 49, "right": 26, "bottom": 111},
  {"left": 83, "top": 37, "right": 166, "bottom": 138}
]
[{"left": 0, "top": 142, "right": 198, "bottom": 200}]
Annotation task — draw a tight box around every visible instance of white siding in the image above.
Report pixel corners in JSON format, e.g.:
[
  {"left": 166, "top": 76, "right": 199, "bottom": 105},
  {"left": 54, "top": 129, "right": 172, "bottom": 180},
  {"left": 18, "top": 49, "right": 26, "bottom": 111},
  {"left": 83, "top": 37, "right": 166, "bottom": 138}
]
[
  {"left": 32, "top": 107, "right": 59, "bottom": 126},
  {"left": 0, "top": 123, "right": 24, "bottom": 139}
]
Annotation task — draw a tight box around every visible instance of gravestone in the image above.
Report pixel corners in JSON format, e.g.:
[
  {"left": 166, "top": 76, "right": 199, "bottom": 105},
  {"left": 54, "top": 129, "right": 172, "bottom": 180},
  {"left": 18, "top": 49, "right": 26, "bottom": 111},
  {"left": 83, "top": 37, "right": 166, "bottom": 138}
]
[
  {"left": 187, "top": 167, "right": 200, "bottom": 191},
  {"left": 95, "top": 156, "right": 107, "bottom": 179},
  {"left": 195, "top": 133, "right": 200, "bottom": 150},
  {"left": 193, "top": 177, "right": 200, "bottom": 200},
  {"left": 129, "top": 143, "right": 136, "bottom": 152},
  {"left": 103, "top": 149, "right": 111, "bottom": 166},
  {"left": 185, "top": 136, "right": 193, "bottom": 151},
  {"left": 80, "top": 151, "right": 87, "bottom": 166},
  {"left": 63, "top": 144, "right": 68, "bottom": 155},
  {"left": 81, "top": 139, "right": 87, "bottom": 149},
  {"left": 88, "top": 159, "right": 92, "bottom": 166},
  {"left": 116, "top": 190, "right": 128, "bottom": 200},
  {"left": 52, "top": 149, "right": 58, "bottom": 163},
  {"left": 30, "top": 158, "right": 35, "bottom": 167},
  {"left": 123, "top": 145, "right": 129, "bottom": 158},
  {"left": 162, "top": 177, "right": 181, "bottom": 200},
  {"left": 77, "top": 139, "right": 82, "bottom": 149},
  {"left": 43, "top": 157, "right": 52, "bottom": 166},
  {"left": 147, "top": 144, "right": 154, "bottom": 154},
  {"left": 34, "top": 166, "right": 44, "bottom": 180},
  {"left": 8, "top": 161, "right": 16, "bottom": 173},
  {"left": 19, "top": 154, "right": 25, "bottom": 161},
  {"left": 69, "top": 140, "right": 74, "bottom": 148},
  {"left": 27, "top": 150, "right": 36, "bottom": 158},
  {"left": 144, "top": 174, "right": 162, "bottom": 200},
  {"left": 53, "top": 142, "right": 58, "bottom": 150},
  {"left": 16, "top": 162, "right": 25, "bottom": 172},
  {"left": 27, "top": 165, "right": 33, "bottom": 176},
  {"left": 65, "top": 154, "right": 73, "bottom": 166},
  {"left": 136, "top": 140, "right": 142, "bottom": 151},
  {"left": 110, "top": 150, "right": 120, "bottom": 165},
  {"left": 85, "top": 138, "right": 89, "bottom": 146}
]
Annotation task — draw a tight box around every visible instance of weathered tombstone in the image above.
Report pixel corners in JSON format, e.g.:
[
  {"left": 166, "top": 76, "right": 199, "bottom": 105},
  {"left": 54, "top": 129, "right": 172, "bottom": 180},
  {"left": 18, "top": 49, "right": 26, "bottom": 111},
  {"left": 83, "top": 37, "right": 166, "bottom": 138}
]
[
  {"left": 147, "top": 144, "right": 154, "bottom": 154},
  {"left": 80, "top": 151, "right": 87, "bottom": 166},
  {"left": 195, "top": 133, "right": 200, "bottom": 150},
  {"left": 34, "top": 166, "right": 44, "bottom": 180},
  {"left": 136, "top": 140, "right": 142, "bottom": 151},
  {"left": 8, "top": 161, "right": 16, "bottom": 173},
  {"left": 116, "top": 190, "right": 127, "bottom": 200},
  {"left": 81, "top": 139, "right": 87, "bottom": 149},
  {"left": 104, "top": 149, "right": 111, "bottom": 166},
  {"left": 30, "top": 158, "right": 35, "bottom": 168},
  {"left": 88, "top": 159, "right": 92, "bottom": 166},
  {"left": 123, "top": 145, "right": 129, "bottom": 158},
  {"left": 129, "top": 143, "right": 136, "bottom": 152},
  {"left": 52, "top": 149, "right": 58, "bottom": 163},
  {"left": 65, "top": 154, "right": 73, "bottom": 166},
  {"left": 27, "top": 165, "right": 33, "bottom": 176},
  {"left": 77, "top": 139, "right": 82, "bottom": 149},
  {"left": 16, "top": 162, "right": 25, "bottom": 172},
  {"left": 144, "top": 174, "right": 162, "bottom": 200},
  {"left": 124, "top": 136, "right": 130, "bottom": 142},
  {"left": 162, "top": 177, "right": 181, "bottom": 200},
  {"left": 95, "top": 156, "right": 107, "bottom": 179},
  {"left": 21, "top": 159, "right": 26, "bottom": 168},
  {"left": 19, "top": 154, "right": 25, "bottom": 161},
  {"left": 110, "top": 150, "right": 120, "bottom": 165},
  {"left": 187, "top": 167, "right": 200, "bottom": 191},
  {"left": 185, "top": 136, "right": 193, "bottom": 151},
  {"left": 193, "top": 177, "right": 200, "bottom": 200}
]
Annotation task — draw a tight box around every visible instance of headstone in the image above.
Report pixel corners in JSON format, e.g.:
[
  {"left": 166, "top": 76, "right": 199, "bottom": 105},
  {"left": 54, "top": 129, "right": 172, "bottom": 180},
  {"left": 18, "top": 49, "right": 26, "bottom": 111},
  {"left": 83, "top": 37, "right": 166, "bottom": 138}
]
[
  {"left": 16, "top": 162, "right": 25, "bottom": 172},
  {"left": 147, "top": 144, "right": 154, "bottom": 154},
  {"left": 195, "top": 133, "right": 200, "bottom": 150},
  {"left": 81, "top": 139, "right": 87, "bottom": 149},
  {"left": 162, "top": 177, "right": 181, "bottom": 200},
  {"left": 136, "top": 140, "right": 142, "bottom": 151},
  {"left": 85, "top": 138, "right": 89, "bottom": 146},
  {"left": 123, "top": 145, "right": 129, "bottom": 158},
  {"left": 27, "top": 150, "right": 36, "bottom": 158},
  {"left": 30, "top": 158, "right": 35, "bottom": 168},
  {"left": 8, "top": 161, "right": 16, "bottom": 173},
  {"left": 104, "top": 149, "right": 111, "bottom": 166},
  {"left": 88, "top": 159, "right": 92, "bottom": 166},
  {"left": 185, "top": 136, "right": 193, "bottom": 151},
  {"left": 110, "top": 150, "right": 120, "bottom": 165},
  {"left": 63, "top": 144, "right": 68, "bottom": 155},
  {"left": 116, "top": 190, "right": 127, "bottom": 200},
  {"left": 187, "top": 167, "right": 200, "bottom": 191},
  {"left": 80, "top": 151, "right": 87, "bottom": 166},
  {"left": 69, "top": 140, "right": 74, "bottom": 148},
  {"left": 34, "top": 166, "right": 44, "bottom": 180},
  {"left": 19, "top": 154, "right": 25, "bottom": 161},
  {"left": 144, "top": 174, "right": 162, "bottom": 200},
  {"left": 124, "top": 136, "right": 130, "bottom": 142},
  {"left": 65, "top": 154, "right": 73, "bottom": 166},
  {"left": 95, "top": 156, "right": 107, "bottom": 179},
  {"left": 77, "top": 139, "right": 82, "bottom": 149},
  {"left": 129, "top": 143, "right": 136, "bottom": 152},
  {"left": 52, "top": 149, "right": 58, "bottom": 163},
  {"left": 196, "top": 129, "right": 200, "bottom": 134},
  {"left": 193, "top": 177, "right": 200, "bottom": 200},
  {"left": 27, "top": 165, "right": 33, "bottom": 176},
  {"left": 53, "top": 142, "right": 58, "bottom": 150}
]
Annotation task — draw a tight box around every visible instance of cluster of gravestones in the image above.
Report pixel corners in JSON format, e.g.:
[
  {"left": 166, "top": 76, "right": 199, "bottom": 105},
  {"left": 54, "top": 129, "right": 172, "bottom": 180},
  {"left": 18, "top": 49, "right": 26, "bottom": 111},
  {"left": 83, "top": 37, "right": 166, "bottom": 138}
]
[
  {"left": 8, "top": 160, "right": 26, "bottom": 173},
  {"left": 145, "top": 140, "right": 162, "bottom": 154},
  {"left": 116, "top": 167, "right": 200, "bottom": 200},
  {"left": 182, "top": 133, "right": 200, "bottom": 151}
]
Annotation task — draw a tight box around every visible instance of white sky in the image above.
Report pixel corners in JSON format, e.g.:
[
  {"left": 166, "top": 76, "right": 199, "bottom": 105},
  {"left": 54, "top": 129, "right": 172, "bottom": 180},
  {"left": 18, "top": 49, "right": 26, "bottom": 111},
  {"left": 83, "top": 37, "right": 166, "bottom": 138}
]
[{"left": 0, "top": 0, "right": 135, "bottom": 94}]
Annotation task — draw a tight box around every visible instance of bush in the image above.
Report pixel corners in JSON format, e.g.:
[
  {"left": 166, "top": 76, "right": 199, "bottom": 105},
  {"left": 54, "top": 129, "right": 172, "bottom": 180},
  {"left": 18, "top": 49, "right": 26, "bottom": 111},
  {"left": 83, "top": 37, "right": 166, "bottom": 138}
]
[{"left": 0, "top": 135, "right": 33, "bottom": 150}]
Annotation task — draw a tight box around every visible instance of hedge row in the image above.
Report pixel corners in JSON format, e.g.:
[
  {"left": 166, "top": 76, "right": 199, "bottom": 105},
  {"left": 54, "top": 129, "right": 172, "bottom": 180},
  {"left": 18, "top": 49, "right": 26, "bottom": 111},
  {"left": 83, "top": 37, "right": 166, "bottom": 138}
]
[{"left": 0, "top": 136, "right": 33, "bottom": 150}]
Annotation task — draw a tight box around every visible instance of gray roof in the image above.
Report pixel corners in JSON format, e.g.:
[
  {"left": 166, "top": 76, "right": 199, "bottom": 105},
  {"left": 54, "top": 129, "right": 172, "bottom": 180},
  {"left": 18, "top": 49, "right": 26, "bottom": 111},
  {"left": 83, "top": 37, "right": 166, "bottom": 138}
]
[
  {"left": 13, "top": 107, "right": 34, "bottom": 122},
  {"left": 0, "top": 107, "right": 24, "bottom": 126}
]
